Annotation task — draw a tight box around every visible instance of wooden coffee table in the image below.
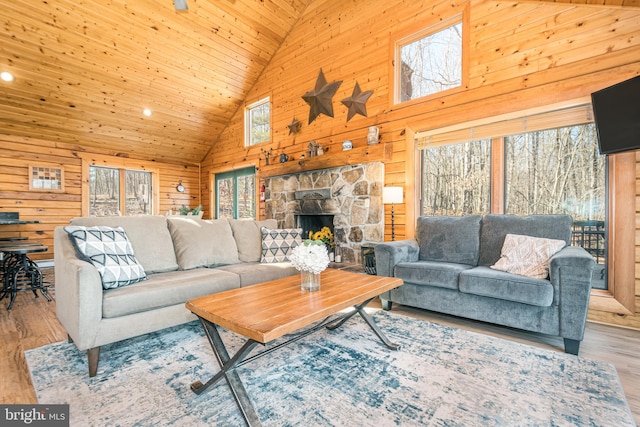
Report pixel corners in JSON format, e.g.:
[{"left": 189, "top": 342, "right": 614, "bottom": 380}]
[{"left": 185, "top": 268, "right": 403, "bottom": 427}]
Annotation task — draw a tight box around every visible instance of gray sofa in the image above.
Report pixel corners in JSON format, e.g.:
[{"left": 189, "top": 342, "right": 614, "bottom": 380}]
[
  {"left": 375, "top": 214, "right": 595, "bottom": 355},
  {"left": 54, "top": 215, "right": 298, "bottom": 376}
]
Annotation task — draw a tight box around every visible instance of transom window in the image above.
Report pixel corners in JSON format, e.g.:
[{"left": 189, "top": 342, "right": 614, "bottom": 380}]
[
  {"left": 244, "top": 97, "right": 270, "bottom": 146},
  {"left": 395, "top": 20, "right": 463, "bottom": 103}
]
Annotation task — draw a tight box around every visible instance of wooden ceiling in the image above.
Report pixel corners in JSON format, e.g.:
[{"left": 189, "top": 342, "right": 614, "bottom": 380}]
[
  {"left": 0, "top": 0, "right": 309, "bottom": 164},
  {"left": 1, "top": 0, "right": 636, "bottom": 166}
]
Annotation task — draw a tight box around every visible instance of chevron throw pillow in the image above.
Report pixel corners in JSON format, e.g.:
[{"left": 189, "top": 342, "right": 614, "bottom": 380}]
[
  {"left": 260, "top": 227, "right": 303, "bottom": 263},
  {"left": 65, "top": 225, "right": 147, "bottom": 289}
]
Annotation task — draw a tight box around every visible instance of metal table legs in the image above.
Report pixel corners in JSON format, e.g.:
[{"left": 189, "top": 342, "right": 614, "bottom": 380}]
[
  {"left": 191, "top": 299, "right": 399, "bottom": 427},
  {"left": 326, "top": 297, "right": 400, "bottom": 350},
  {"left": 191, "top": 319, "right": 262, "bottom": 425},
  {"left": 1, "top": 252, "right": 51, "bottom": 310}
]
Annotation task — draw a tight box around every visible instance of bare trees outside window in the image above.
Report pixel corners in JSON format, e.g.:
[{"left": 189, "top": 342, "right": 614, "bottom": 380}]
[
  {"left": 216, "top": 167, "right": 256, "bottom": 219},
  {"left": 217, "top": 176, "right": 234, "bottom": 219},
  {"left": 505, "top": 124, "right": 605, "bottom": 219},
  {"left": 506, "top": 124, "right": 607, "bottom": 288},
  {"left": 125, "top": 170, "right": 153, "bottom": 215},
  {"left": 89, "top": 166, "right": 153, "bottom": 216},
  {"left": 90, "top": 167, "right": 120, "bottom": 216},
  {"left": 421, "top": 140, "right": 491, "bottom": 216},
  {"left": 398, "top": 22, "right": 462, "bottom": 103},
  {"left": 419, "top": 122, "right": 607, "bottom": 289},
  {"left": 245, "top": 97, "right": 270, "bottom": 146}
]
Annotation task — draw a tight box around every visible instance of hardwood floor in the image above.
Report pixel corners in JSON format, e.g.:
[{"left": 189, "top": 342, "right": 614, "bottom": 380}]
[{"left": 1, "top": 270, "right": 638, "bottom": 426}]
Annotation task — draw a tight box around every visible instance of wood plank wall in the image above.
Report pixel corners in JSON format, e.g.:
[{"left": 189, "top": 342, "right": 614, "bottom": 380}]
[
  {"left": 0, "top": 134, "right": 200, "bottom": 262},
  {"left": 201, "top": 0, "right": 640, "bottom": 328}
]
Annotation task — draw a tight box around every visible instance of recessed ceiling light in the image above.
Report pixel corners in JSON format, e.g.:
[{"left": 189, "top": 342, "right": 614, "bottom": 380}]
[
  {"left": 143, "top": 108, "right": 152, "bottom": 117},
  {"left": 1, "top": 71, "right": 14, "bottom": 82}
]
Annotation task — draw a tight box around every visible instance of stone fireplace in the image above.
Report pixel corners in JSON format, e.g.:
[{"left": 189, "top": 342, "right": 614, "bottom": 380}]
[
  {"left": 295, "top": 213, "right": 335, "bottom": 239},
  {"left": 264, "top": 162, "right": 384, "bottom": 264}
]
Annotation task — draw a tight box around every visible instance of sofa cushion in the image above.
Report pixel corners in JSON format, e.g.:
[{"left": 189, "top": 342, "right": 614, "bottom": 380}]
[
  {"left": 459, "top": 266, "right": 554, "bottom": 307},
  {"left": 167, "top": 217, "right": 240, "bottom": 270},
  {"left": 416, "top": 215, "right": 482, "bottom": 265},
  {"left": 217, "top": 262, "right": 299, "bottom": 287},
  {"left": 478, "top": 214, "right": 572, "bottom": 267},
  {"left": 491, "top": 234, "right": 566, "bottom": 279},
  {"left": 64, "top": 225, "right": 147, "bottom": 289},
  {"left": 102, "top": 268, "right": 241, "bottom": 318},
  {"left": 70, "top": 215, "right": 179, "bottom": 274},
  {"left": 395, "top": 261, "right": 473, "bottom": 290},
  {"left": 261, "top": 227, "right": 303, "bottom": 263},
  {"left": 229, "top": 219, "right": 277, "bottom": 262}
]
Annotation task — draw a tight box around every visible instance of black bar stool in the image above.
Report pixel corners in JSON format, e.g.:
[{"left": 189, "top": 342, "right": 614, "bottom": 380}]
[{"left": 0, "top": 244, "right": 51, "bottom": 310}]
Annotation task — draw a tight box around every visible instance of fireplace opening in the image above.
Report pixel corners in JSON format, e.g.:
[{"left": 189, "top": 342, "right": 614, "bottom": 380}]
[{"left": 295, "top": 214, "right": 334, "bottom": 241}]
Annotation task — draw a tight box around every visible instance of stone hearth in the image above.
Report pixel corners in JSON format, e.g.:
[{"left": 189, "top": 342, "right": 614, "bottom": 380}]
[{"left": 264, "top": 162, "right": 384, "bottom": 264}]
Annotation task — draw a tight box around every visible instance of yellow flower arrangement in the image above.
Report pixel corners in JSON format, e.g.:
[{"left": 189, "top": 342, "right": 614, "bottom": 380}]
[{"left": 309, "top": 226, "right": 334, "bottom": 248}]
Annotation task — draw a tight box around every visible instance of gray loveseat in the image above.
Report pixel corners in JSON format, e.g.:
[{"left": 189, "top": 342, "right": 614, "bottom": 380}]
[
  {"left": 54, "top": 215, "right": 298, "bottom": 376},
  {"left": 374, "top": 214, "right": 595, "bottom": 355}
]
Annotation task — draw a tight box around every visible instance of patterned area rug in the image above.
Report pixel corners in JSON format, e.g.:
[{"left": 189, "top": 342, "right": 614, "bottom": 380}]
[{"left": 25, "top": 310, "right": 634, "bottom": 426}]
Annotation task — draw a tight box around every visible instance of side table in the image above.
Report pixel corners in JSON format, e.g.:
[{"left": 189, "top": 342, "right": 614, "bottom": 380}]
[{"left": 1, "top": 244, "right": 51, "bottom": 310}]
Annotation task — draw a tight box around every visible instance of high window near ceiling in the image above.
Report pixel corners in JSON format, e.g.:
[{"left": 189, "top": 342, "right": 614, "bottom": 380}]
[
  {"left": 418, "top": 106, "right": 607, "bottom": 290},
  {"left": 215, "top": 167, "right": 256, "bottom": 220},
  {"left": 89, "top": 166, "right": 153, "bottom": 216},
  {"left": 394, "top": 16, "right": 464, "bottom": 104},
  {"left": 244, "top": 97, "right": 271, "bottom": 146}
]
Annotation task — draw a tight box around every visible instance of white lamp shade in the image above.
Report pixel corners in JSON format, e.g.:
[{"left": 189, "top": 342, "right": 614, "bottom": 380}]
[{"left": 383, "top": 186, "right": 404, "bottom": 204}]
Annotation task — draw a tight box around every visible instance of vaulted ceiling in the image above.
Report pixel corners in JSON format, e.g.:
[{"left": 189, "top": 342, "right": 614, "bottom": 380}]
[
  {"left": 0, "top": 0, "right": 309, "bottom": 164},
  {"left": 1, "top": 0, "right": 636, "bottom": 165}
]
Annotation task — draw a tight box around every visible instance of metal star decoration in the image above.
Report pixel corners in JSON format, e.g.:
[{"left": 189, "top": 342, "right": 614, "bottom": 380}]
[
  {"left": 341, "top": 81, "right": 374, "bottom": 122},
  {"left": 301, "top": 68, "right": 342, "bottom": 124},
  {"left": 287, "top": 117, "right": 302, "bottom": 135}
]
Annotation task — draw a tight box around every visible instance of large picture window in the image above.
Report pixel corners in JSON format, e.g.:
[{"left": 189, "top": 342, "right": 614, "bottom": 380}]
[
  {"left": 505, "top": 124, "right": 607, "bottom": 288},
  {"left": 418, "top": 107, "right": 608, "bottom": 290}
]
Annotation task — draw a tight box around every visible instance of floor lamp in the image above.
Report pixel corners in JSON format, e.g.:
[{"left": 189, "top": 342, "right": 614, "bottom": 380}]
[{"left": 383, "top": 186, "right": 403, "bottom": 241}]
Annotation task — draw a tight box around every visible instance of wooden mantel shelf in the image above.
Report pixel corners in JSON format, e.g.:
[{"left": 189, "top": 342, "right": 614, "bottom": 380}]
[{"left": 258, "top": 143, "right": 392, "bottom": 178}]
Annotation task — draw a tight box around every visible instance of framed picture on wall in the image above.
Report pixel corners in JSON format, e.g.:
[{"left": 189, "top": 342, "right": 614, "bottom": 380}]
[{"left": 29, "top": 164, "right": 65, "bottom": 192}]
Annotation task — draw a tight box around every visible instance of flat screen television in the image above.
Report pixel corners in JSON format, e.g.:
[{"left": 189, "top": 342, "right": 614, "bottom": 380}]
[{"left": 591, "top": 75, "right": 640, "bottom": 155}]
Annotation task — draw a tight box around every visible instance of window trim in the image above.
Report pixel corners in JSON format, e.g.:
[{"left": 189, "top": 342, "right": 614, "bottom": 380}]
[
  {"left": 80, "top": 154, "right": 160, "bottom": 217},
  {"left": 416, "top": 104, "right": 594, "bottom": 149},
  {"left": 213, "top": 166, "right": 257, "bottom": 219},
  {"left": 244, "top": 96, "right": 271, "bottom": 147},
  {"left": 391, "top": 7, "right": 469, "bottom": 107},
  {"left": 407, "top": 102, "right": 635, "bottom": 316}
]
